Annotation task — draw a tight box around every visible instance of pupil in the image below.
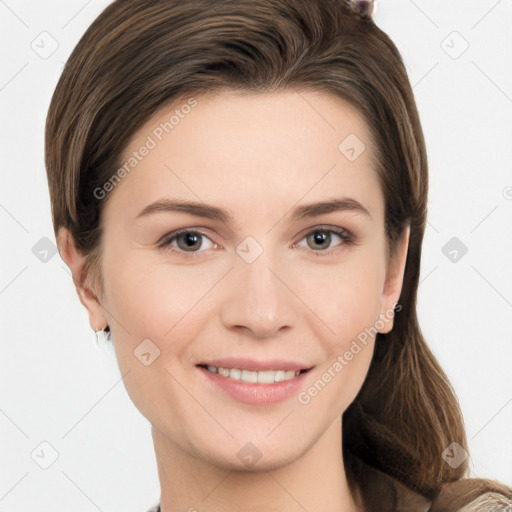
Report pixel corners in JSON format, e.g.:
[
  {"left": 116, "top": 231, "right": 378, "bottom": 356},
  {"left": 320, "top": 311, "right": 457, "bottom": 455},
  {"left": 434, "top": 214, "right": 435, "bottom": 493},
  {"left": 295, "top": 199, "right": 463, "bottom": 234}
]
[
  {"left": 186, "top": 234, "right": 197, "bottom": 246},
  {"left": 312, "top": 231, "right": 329, "bottom": 249},
  {"left": 182, "top": 233, "right": 199, "bottom": 249}
]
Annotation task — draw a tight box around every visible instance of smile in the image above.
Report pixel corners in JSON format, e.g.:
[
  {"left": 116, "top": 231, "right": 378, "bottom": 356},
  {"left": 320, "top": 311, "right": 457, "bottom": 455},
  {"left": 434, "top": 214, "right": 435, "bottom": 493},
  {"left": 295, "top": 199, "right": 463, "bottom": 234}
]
[
  {"left": 197, "top": 364, "right": 313, "bottom": 405},
  {"left": 199, "top": 365, "right": 305, "bottom": 383}
]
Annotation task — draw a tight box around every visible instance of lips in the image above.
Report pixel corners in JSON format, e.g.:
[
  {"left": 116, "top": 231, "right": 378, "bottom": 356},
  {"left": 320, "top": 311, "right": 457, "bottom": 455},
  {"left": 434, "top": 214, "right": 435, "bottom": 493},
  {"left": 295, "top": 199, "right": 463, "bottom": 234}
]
[
  {"left": 196, "top": 357, "right": 313, "bottom": 372},
  {"left": 197, "top": 362, "right": 313, "bottom": 405}
]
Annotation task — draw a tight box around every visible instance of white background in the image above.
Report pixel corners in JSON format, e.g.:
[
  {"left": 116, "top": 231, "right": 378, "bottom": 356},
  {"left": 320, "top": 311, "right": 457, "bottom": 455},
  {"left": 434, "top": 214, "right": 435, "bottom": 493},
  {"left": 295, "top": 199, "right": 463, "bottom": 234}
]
[{"left": 1, "top": 1, "right": 511, "bottom": 511}]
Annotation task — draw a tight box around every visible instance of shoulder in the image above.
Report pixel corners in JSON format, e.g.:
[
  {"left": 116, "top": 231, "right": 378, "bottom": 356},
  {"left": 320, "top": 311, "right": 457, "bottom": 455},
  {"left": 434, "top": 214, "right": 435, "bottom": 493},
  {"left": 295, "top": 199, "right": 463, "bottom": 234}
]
[
  {"left": 349, "top": 459, "right": 432, "bottom": 511},
  {"left": 454, "top": 492, "right": 512, "bottom": 511},
  {"left": 429, "top": 478, "right": 512, "bottom": 512},
  {"left": 386, "top": 476, "right": 512, "bottom": 512},
  {"left": 351, "top": 458, "right": 512, "bottom": 512}
]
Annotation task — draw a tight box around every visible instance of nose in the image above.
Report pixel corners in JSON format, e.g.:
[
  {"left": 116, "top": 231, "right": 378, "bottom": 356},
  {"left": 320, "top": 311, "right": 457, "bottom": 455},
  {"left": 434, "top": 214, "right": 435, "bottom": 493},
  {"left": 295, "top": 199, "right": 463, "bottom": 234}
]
[{"left": 219, "top": 249, "right": 298, "bottom": 339}]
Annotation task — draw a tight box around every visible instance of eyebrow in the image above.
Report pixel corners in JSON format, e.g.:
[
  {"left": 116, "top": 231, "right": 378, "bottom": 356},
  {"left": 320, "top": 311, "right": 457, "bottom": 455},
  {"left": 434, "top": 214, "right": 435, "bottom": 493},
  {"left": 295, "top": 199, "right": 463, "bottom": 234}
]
[{"left": 135, "top": 197, "right": 371, "bottom": 223}]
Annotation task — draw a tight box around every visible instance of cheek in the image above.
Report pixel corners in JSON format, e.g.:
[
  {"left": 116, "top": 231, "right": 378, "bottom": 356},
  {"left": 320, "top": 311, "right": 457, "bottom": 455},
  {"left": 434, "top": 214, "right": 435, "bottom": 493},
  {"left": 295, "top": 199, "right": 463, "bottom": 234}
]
[
  {"left": 101, "top": 249, "right": 225, "bottom": 380},
  {"left": 294, "top": 248, "right": 385, "bottom": 405},
  {"left": 299, "top": 273, "right": 382, "bottom": 418},
  {"left": 296, "top": 250, "right": 386, "bottom": 341},
  {"left": 103, "top": 246, "right": 215, "bottom": 332},
  {"left": 100, "top": 254, "right": 209, "bottom": 425}
]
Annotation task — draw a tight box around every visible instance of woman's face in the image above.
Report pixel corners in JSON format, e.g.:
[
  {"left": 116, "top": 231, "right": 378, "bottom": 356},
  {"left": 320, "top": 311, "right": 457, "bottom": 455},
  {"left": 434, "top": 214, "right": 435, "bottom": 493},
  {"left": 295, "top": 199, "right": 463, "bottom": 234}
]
[{"left": 89, "top": 90, "right": 407, "bottom": 469}]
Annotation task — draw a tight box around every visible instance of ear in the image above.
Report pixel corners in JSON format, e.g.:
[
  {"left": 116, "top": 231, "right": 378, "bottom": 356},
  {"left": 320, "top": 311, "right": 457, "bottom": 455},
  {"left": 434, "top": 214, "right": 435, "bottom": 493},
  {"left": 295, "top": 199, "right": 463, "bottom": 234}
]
[
  {"left": 378, "top": 224, "right": 410, "bottom": 334},
  {"left": 57, "top": 227, "right": 108, "bottom": 331}
]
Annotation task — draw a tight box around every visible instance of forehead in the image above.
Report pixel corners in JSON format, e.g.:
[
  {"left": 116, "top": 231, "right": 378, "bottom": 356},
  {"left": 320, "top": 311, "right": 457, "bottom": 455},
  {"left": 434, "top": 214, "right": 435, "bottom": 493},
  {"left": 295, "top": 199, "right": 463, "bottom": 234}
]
[{"left": 104, "top": 89, "right": 383, "bottom": 224}]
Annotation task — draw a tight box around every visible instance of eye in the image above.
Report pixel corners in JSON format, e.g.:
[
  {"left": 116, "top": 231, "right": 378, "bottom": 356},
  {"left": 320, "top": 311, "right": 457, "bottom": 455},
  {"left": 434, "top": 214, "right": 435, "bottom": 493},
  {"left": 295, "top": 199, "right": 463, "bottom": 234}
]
[
  {"left": 157, "top": 229, "right": 218, "bottom": 257},
  {"left": 157, "top": 225, "right": 355, "bottom": 259},
  {"left": 294, "top": 226, "right": 354, "bottom": 255}
]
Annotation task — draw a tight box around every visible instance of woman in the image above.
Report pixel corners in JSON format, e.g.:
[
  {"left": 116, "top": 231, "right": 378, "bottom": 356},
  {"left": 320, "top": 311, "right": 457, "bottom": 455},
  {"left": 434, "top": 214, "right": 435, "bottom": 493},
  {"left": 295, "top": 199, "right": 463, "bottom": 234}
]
[{"left": 44, "top": 0, "right": 512, "bottom": 510}]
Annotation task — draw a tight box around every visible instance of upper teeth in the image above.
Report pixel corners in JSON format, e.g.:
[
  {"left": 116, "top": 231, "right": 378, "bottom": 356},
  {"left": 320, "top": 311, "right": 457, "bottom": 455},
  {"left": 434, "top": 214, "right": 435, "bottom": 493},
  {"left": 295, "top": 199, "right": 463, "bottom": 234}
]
[{"left": 206, "top": 366, "right": 300, "bottom": 383}]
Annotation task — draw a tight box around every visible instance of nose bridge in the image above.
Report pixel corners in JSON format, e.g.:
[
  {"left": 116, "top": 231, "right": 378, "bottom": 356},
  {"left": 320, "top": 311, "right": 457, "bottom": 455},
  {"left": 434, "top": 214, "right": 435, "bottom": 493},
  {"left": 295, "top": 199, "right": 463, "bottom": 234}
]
[{"left": 220, "top": 239, "right": 298, "bottom": 338}]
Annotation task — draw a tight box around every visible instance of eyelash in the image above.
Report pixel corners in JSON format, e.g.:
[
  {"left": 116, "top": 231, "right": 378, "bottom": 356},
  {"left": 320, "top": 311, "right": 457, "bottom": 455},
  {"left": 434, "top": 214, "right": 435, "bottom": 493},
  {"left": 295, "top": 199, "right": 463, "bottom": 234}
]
[{"left": 157, "top": 225, "right": 355, "bottom": 259}]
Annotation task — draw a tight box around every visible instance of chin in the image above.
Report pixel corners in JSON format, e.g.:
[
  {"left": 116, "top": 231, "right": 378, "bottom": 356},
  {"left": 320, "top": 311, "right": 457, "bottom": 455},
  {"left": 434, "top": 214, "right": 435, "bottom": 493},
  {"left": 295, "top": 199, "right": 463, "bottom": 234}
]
[
  {"left": 210, "top": 448, "right": 303, "bottom": 473},
  {"left": 186, "top": 432, "right": 307, "bottom": 473}
]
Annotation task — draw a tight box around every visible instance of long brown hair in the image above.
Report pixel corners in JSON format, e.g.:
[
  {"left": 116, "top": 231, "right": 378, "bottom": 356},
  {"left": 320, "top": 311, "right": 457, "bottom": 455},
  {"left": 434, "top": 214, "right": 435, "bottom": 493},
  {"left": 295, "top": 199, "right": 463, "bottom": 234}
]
[{"left": 45, "top": 0, "right": 512, "bottom": 509}]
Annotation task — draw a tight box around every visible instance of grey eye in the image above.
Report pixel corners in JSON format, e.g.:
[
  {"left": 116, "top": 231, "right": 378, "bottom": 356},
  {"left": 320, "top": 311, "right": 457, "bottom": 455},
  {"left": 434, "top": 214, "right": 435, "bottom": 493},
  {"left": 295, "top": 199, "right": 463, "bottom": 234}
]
[{"left": 176, "top": 232, "right": 203, "bottom": 252}]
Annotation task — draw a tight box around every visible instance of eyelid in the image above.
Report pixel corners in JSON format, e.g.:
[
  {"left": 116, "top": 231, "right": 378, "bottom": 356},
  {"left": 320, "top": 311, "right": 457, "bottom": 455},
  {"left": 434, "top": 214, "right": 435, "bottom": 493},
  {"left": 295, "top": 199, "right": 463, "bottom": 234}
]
[
  {"left": 157, "top": 227, "right": 214, "bottom": 246},
  {"left": 293, "top": 224, "right": 354, "bottom": 242}
]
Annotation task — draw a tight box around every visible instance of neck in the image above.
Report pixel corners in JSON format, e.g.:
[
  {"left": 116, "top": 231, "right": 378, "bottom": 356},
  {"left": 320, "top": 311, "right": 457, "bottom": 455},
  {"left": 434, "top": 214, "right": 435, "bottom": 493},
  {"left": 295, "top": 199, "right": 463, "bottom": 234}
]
[{"left": 153, "top": 416, "right": 360, "bottom": 512}]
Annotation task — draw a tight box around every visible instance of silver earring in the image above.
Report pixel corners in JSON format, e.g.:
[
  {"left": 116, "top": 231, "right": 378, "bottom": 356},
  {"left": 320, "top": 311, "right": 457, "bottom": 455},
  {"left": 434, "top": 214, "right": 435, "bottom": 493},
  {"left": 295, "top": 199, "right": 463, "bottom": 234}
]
[
  {"left": 94, "top": 325, "right": 117, "bottom": 371},
  {"left": 94, "top": 325, "right": 112, "bottom": 351}
]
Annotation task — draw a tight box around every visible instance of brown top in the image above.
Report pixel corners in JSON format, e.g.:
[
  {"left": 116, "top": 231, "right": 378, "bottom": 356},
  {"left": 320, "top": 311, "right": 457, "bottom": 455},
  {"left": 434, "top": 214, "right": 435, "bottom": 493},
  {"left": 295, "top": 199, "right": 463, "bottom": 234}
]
[
  {"left": 145, "top": 454, "right": 512, "bottom": 511},
  {"left": 146, "top": 484, "right": 512, "bottom": 512},
  {"left": 146, "top": 489, "right": 512, "bottom": 512},
  {"left": 143, "top": 475, "right": 432, "bottom": 512}
]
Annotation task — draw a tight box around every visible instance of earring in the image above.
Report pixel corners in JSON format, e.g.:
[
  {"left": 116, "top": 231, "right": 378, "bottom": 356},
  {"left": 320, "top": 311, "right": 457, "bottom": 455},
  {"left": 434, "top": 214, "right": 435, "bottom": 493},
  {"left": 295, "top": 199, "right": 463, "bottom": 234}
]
[
  {"left": 94, "top": 325, "right": 117, "bottom": 371},
  {"left": 94, "top": 325, "right": 112, "bottom": 350}
]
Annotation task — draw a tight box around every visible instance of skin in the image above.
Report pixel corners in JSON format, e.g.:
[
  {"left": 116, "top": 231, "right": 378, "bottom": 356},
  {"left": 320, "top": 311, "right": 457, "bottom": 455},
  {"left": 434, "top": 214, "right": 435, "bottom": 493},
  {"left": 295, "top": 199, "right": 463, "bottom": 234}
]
[{"left": 59, "top": 90, "right": 410, "bottom": 512}]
